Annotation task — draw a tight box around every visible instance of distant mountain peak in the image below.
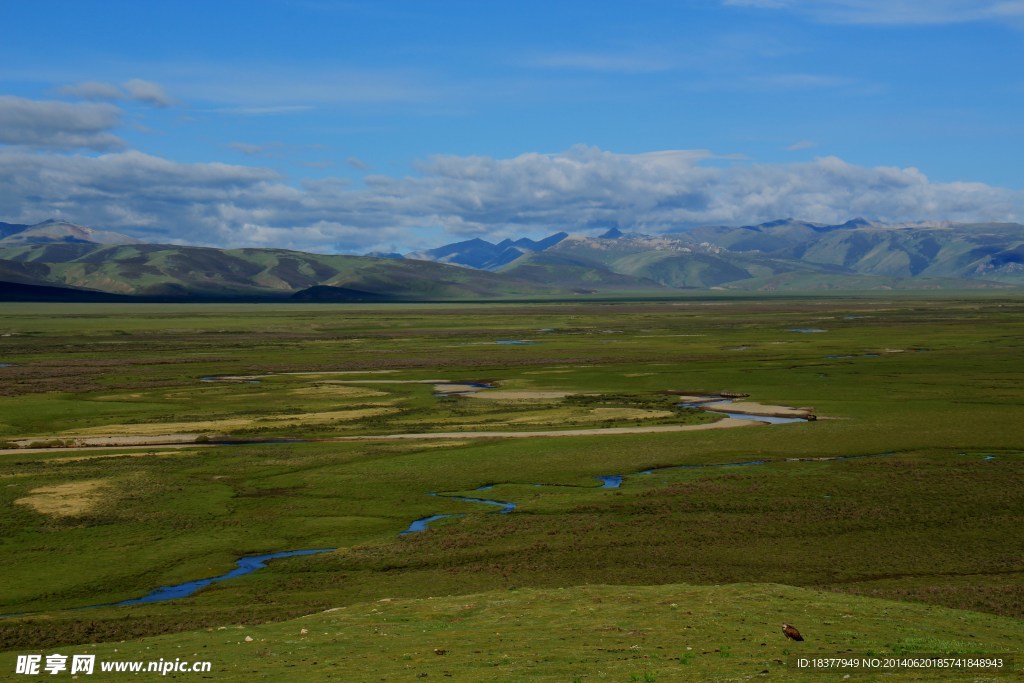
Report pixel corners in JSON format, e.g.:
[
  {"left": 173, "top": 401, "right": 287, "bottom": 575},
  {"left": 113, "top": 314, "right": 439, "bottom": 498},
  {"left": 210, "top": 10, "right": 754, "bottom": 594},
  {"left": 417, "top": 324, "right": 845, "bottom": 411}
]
[
  {"left": 528, "top": 231, "right": 569, "bottom": 251},
  {"left": 758, "top": 218, "right": 799, "bottom": 228},
  {"left": 403, "top": 231, "right": 568, "bottom": 271},
  {"left": 5, "top": 218, "right": 1024, "bottom": 297}
]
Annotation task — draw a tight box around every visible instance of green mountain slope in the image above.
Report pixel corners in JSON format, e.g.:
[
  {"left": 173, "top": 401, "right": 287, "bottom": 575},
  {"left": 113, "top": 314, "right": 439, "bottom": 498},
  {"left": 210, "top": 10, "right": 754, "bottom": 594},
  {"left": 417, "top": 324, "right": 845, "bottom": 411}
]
[
  {"left": 518, "top": 235, "right": 756, "bottom": 288},
  {"left": 495, "top": 250, "right": 668, "bottom": 292},
  {"left": 788, "top": 223, "right": 1024, "bottom": 282},
  {"left": 511, "top": 222, "right": 1024, "bottom": 290},
  {"left": 0, "top": 243, "right": 559, "bottom": 300},
  {"left": 4, "top": 219, "right": 1022, "bottom": 297},
  {"left": 534, "top": 234, "right": 860, "bottom": 289}
]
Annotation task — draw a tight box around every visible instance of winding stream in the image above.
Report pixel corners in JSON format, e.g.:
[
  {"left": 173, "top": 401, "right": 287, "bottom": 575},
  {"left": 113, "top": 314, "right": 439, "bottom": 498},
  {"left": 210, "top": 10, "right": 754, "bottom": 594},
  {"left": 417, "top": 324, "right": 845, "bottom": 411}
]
[
  {"left": 101, "top": 549, "right": 336, "bottom": 607},
  {"left": 0, "top": 549, "right": 337, "bottom": 617},
  {"left": 22, "top": 380, "right": 816, "bottom": 611},
  {"left": 679, "top": 397, "right": 808, "bottom": 425},
  {"left": 394, "top": 393, "right": 810, "bottom": 534},
  {"left": 400, "top": 486, "right": 517, "bottom": 535},
  {"left": 402, "top": 451, "right": 897, "bottom": 535}
]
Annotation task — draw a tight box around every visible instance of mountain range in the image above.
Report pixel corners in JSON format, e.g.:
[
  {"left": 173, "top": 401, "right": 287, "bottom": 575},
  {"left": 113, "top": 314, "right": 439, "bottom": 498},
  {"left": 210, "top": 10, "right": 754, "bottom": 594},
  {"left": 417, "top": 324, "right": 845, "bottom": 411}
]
[
  {"left": 401, "top": 218, "right": 1024, "bottom": 291},
  {"left": 0, "top": 218, "right": 1021, "bottom": 301}
]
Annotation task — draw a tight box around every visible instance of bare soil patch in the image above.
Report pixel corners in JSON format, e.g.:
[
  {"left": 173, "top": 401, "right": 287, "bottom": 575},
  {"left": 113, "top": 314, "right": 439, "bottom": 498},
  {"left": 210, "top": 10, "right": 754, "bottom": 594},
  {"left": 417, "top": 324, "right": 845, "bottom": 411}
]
[
  {"left": 720, "top": 402, "right": 814, "bottom": 418},
  {"left": 15, "top": 479, "right": 111, "bottom": 517}
]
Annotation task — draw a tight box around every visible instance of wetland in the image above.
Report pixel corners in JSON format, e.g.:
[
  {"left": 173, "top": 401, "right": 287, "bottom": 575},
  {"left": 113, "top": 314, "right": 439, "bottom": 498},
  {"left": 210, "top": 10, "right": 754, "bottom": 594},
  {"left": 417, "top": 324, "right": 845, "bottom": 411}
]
[{"left": 0, "top": 294, "right": 1022, "bottom": 679}]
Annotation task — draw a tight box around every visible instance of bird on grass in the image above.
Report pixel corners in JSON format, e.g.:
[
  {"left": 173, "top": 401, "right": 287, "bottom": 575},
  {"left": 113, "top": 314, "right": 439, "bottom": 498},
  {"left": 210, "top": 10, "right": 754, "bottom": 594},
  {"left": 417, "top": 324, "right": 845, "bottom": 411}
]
[{"left": 782, "top": 623, "right": 804, "bottom": 641}]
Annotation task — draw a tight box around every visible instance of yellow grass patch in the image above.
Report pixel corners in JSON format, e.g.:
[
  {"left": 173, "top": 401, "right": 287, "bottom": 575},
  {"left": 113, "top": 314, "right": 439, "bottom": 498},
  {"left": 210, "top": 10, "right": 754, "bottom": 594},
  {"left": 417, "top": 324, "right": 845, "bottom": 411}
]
[
  {"left": 15, "top": 479, "right": 111, "bottom": 517},
  {"left": 47, "top": 450, "right": 200, "bottom": 464},
  {"left": 330, "top": 418, "right": 757, "bottom": 441},
  {"left": 276, "top": 370, "right": 399, "bottom": 376},
  {"left": 59, "top": 407, "right": 398, "bottom": 437},
  {"left": 462, "top": 407, "right": 675, "bottom": 426},
  {"left": 92, "top": 392, "right": 147, "bottom": 401},
  {"left": 13, "top": 434, "right": 201, "bottom": 448},
  {"left": 587, "top": 407, "right": 676, "bottom": 420},
  {"left": 377, "top": 441, "right": 472, "bottom": 452},
  {"left": 64, "top": 419, "right": 254, "bottom": 436},
  {"left": 721, "top": 401, "right": 813, "bottom": 418},
  {"left": 255, "top": 407, "right": 397, "bottom": 424},
  {"left": 288, "top": 385, "right": 388, "bottom": 398},
  {"left": 318, "top": 379, "right": 448, "bottom": 384},
  {"left": 433, "top": 384, "right": 481, "bottom": 394}
]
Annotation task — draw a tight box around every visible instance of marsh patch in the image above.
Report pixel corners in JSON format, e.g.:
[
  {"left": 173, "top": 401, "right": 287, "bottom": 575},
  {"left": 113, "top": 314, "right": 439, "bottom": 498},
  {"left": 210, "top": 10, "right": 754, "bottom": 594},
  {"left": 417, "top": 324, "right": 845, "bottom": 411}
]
[
  {"left": 468, "top": 390, "right": 576, "bottom": 400},
  {"left": 288, "top": 385, "right": 388, "bottom": 398},
  {"left": 57, "top": 407, "right": 398, "bottom": 438}
]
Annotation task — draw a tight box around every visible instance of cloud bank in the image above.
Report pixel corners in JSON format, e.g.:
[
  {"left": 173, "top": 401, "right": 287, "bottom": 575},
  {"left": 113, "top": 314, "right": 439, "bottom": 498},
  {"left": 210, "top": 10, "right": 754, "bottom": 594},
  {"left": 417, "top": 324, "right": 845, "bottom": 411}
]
[
  {"left": 0, "top": 96, "right": 123, "bottom": 151},
  {"left": 1, "top": 145, "right": 1021, "bottom": 253}
]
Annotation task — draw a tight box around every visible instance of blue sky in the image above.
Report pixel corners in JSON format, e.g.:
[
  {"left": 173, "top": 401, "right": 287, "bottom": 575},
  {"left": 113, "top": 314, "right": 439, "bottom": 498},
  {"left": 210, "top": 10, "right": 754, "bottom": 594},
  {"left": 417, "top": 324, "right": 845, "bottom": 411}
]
[{"left": 1, "top": 0, "right": 1023, "bottom": 252}]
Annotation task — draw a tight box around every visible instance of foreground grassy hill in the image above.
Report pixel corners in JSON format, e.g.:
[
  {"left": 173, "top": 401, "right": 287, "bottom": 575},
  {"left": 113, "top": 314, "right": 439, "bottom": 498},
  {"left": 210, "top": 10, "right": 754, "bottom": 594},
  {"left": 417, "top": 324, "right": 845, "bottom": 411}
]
[{"left": 27, "top": 583, "right": 1021, "bottom": 681}]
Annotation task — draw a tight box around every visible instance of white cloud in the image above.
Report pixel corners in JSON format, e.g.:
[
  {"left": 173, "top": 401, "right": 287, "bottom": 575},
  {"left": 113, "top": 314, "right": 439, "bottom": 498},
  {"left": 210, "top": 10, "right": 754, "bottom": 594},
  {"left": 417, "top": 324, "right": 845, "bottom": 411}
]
[
  {"left": 345, "top": 156, "right": 370, "bottom": 171},
  {"left": 228, "top": 142, "right": 267, "bottom": 156},
  {"left": 57, "top": 81, "right": 125, "bottom": 101},
  {"left": 0, "top": 96, "right": 123, "bottom": 150},
  {"left": 1, "top": 145, "right": 1021, "bottom": 253},
  {"left": 724, "top": 0, "right": 1024, "bottom": 25},
  {"left": 122, "top": 79, "right": 174, "bottom": 107},
  {"left": 786, "top": 140, "right": 817, "bottom": 151},
  {"left": 57, "top": 79, "right": 175, "bottom": 107}
]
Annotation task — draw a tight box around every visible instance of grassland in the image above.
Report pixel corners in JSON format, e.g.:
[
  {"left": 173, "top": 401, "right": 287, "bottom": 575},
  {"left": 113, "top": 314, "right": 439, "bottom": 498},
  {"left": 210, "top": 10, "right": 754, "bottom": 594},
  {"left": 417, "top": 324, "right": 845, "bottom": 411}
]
[{"left": 0, "top": 294, "right": 1022, "bottom": 679}]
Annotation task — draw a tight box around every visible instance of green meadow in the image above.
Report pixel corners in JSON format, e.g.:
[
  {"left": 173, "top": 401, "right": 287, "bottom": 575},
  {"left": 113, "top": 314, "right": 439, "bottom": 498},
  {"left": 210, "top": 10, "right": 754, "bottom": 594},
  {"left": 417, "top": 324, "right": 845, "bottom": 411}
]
[{"left": 0, "top": 294, "right": 1022, "bottom": 680}]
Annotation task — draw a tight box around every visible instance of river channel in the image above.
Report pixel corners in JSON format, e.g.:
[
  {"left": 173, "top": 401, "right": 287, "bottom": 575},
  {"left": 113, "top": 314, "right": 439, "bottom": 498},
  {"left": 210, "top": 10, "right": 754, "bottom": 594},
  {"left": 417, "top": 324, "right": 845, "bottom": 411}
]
[{"left": 35, "top": 383, "right": 814, "bottom": 610}]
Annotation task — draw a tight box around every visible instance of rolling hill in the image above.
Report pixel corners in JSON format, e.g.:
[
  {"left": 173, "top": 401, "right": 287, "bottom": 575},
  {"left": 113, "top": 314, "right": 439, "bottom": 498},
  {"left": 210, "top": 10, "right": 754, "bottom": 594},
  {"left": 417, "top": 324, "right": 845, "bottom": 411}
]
[
  {"left": 2, "top": 217, "right": 1022, "bottom": 300},
  {"left": 0, "top": 242, "right": 563, "bottom": 301},
  {"left": 409, "top": 219, "right": 1024, "bottom": 290}
]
